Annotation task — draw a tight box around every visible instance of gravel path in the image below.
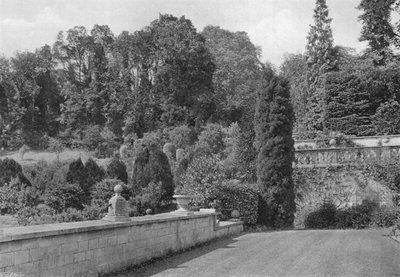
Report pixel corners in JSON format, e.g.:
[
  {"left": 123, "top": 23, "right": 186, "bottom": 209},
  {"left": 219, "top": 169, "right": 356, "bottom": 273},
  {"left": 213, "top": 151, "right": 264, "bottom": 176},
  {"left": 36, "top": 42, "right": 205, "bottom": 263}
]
[{"left": 112, "top": 229, "right": 400, "bottom": 277}]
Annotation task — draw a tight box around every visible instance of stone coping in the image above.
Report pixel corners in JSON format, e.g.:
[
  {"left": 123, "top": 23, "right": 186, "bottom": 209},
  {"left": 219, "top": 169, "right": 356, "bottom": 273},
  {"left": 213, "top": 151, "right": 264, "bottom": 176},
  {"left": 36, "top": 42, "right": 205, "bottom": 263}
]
[
  {"left": 295, "top": 134, "right": 400, "bottom": 143},
  {"left": 0, "top": 211, "right": 217, "bottom": 243},
  {"left": 295, "top": 144, "right": 400, "bottom": 153},
  {"left": 215, "top": 221, "right": 243, "bottom": 230}
]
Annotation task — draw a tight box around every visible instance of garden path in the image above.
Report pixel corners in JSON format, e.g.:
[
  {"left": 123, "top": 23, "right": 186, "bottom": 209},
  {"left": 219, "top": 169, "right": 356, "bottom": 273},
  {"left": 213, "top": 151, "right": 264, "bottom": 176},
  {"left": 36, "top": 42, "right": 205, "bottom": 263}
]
[{"left": 112, "top": 229, "right": 400, "bottom": 277}]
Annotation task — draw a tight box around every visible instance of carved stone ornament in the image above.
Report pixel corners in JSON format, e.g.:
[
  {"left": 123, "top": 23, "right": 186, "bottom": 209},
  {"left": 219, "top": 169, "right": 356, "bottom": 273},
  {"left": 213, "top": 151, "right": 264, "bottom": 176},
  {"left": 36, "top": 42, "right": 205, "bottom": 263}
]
[{"left": 102, "top": 184, "right": 131, "bottom": 222}]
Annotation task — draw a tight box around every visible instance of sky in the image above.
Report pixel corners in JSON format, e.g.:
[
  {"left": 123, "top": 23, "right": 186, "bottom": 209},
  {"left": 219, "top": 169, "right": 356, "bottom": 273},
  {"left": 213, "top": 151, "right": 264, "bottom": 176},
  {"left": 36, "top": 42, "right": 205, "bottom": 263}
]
[{"left": 0, "top": 0, "right": 367, "bottom": 66}]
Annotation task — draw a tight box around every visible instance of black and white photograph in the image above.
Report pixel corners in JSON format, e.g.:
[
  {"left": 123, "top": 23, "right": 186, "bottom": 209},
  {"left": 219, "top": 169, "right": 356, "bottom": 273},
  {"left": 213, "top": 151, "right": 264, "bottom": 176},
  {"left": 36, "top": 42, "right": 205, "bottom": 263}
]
[{"left": 1, "top": 0, "right": 400, "bottom": 276}]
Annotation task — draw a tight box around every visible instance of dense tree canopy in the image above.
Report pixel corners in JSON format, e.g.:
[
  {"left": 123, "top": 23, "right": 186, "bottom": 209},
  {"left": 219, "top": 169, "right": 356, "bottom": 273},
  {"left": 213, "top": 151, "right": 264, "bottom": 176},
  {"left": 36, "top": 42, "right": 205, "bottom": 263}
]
[
  {"left": 324, "top": 62, "right": 400, "bottom": 136},
  {"left": 358, "top": 0, "right": 397, "bottom": 65},
  {"left": 202, "top": 26, "right": 262, "bottom": 124}
]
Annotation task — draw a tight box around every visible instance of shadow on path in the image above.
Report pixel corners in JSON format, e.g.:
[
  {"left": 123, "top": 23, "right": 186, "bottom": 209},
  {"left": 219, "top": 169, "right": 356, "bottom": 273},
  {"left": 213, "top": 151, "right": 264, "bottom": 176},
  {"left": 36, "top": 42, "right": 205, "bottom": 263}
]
[{"left": 111, "top": 234, "right": 244, "bottom": 277}]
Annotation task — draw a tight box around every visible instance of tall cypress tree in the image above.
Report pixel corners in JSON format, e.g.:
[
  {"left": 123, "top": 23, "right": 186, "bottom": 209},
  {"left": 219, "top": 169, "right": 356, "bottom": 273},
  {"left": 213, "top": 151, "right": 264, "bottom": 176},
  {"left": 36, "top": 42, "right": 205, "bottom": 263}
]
[
  {"left": 255, "top": 69, "right": 295, "bottom": 228},
  {"left": 358, "top": 0, "right": 396, "bottom": 65},
  {"left": 304, "top": 0, "right": 338, "bottom": 136}
]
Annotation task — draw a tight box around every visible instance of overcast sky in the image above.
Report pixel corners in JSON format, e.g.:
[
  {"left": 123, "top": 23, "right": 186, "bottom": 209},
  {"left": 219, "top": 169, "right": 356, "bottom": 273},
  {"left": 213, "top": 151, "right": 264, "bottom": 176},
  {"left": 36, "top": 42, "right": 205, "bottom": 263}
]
[{"left": 0, "top": 0, "right": 366, "bottom": 66}]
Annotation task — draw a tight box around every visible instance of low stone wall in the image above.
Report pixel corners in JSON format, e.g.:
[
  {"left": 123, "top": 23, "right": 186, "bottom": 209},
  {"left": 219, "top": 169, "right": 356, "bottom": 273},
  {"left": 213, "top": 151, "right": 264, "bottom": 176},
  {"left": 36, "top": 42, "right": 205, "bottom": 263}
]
[{"left": 0, "top": 212, "right": 243, "bottom": 277}]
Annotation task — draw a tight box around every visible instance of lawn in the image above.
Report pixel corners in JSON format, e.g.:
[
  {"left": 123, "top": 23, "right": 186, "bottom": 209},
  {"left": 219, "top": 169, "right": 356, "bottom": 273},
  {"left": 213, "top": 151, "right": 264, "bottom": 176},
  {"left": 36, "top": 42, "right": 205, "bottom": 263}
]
[{"left": 0, "top": 149, "right": 110, "bottom": 167}]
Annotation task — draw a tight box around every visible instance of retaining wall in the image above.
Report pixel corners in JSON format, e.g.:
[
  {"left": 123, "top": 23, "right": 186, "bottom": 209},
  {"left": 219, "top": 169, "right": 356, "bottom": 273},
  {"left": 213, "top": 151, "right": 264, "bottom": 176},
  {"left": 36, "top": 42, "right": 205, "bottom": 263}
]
[{"left": 0, "top": 212, "right": 243, "bottom": 277}]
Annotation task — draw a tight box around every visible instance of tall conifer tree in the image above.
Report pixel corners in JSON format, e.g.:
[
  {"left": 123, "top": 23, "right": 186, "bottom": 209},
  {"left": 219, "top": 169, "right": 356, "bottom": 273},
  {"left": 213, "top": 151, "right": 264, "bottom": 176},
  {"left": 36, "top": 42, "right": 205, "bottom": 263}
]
[
  {"left": 304, "top": 0, "right": 337, "bottom": 136},
  {"left": 255, "top": 69, "right": 295, "bottom": 227}
]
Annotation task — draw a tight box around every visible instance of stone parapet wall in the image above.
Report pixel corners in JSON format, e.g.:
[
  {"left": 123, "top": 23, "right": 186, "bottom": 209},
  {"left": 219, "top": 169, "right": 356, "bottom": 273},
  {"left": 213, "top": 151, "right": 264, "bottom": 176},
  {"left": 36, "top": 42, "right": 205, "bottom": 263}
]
[
  {"left": 295, "top": 145, "right": 400, "bottom": 167},
  {"left": 0, "top": 212, "right": 243, "bottom": 277},
  {"left": 295, "top": 134, "right": 400, "bottom": 149}
]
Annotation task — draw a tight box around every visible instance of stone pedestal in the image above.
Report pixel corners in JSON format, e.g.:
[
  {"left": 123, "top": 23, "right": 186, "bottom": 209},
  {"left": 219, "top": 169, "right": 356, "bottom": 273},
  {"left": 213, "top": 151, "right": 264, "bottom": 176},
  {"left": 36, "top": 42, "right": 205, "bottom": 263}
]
[{"left": 103, "top": 185, "right": 131, "bottom": 222}]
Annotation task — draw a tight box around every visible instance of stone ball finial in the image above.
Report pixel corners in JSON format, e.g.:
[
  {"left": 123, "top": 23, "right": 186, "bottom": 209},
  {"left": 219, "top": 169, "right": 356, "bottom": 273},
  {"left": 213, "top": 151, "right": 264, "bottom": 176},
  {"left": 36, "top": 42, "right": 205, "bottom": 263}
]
[
  {"left": 231, "top": 209, "right": 240, "bottom": 218},
  {"left": 114, "top": 184, "right": 123, "bottom": 194},
  {"left": 329, "top": 138, "right": 336, "bottom": 147}
]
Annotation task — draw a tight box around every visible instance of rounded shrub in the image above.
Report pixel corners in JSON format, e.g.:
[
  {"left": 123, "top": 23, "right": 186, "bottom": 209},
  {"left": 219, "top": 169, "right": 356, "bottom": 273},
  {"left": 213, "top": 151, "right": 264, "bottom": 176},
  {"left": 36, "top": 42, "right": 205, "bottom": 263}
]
[
  {"left": 372, "top": 100, "right": 400, "bottom": 135},
  {"left": 130, "top": 181, "right": 176, "bottom": 216},
  {"left": 0, "top": 184, "right": 39, "bottom": 214},
  {"left": 180, "top": 153, "right": 224, "bottom": 208},
  {"left": 196, "top": 124, "right": 225, "bottom": 155},
  {"left": 305, "top": 199, "right": 337, "bottom": 229},
  {"left": 106, "top": 158, "right": 128, "bottom": 184},
  {"left": 215, "top": 182, "right": 259, "bottom": 225},
  {"left": 43, "top": 183, "right": 86, "bottom": 213},
  {"left": 16, "top": 205, "right": 57, "bottom": 226},
  {"left": 168, "top": 125, "right": 196, "bottom": 149},
  {"left": 371, "top": 206, "right": 400, "bottom": 227}
]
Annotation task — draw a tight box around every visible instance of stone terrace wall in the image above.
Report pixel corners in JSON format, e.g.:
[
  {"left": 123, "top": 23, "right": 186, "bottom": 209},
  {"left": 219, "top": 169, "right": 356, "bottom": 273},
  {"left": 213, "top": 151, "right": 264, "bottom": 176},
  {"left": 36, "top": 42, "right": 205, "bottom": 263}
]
[
  {"left": 0, "top": 212, "right": 243, "bottom": 277},
  {"left": 295, "top": 145, "right": 400, "bottom": 167},
  {"left": 294, "top": 134, "right": 400, "bottom": 149}
]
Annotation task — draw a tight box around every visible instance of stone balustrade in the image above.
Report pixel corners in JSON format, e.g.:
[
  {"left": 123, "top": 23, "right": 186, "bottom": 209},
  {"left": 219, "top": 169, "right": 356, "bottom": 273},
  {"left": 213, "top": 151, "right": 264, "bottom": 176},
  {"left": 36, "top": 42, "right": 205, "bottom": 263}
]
[{"left": 295, "top": 145, "right": 400, "bottom": 167}]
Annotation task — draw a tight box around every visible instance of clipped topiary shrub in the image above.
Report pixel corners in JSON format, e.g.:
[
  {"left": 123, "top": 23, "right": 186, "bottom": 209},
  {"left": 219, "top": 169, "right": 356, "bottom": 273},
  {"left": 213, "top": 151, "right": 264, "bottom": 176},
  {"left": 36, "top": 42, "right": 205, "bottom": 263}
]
[
  {"left": 106, "top": 158, "right": 128, "bottom": 184},
  {"left": 131, "top": 147, "right": 174, "bottom": 204},
  {"left": 84, "top": 158, "right": 105, "bottom": 187},
  {"left": 66, "top": 158, "right": 87, "bottom": 188},
  {"left": 0, "top": 158, "right": 31, "bottom": 187}
]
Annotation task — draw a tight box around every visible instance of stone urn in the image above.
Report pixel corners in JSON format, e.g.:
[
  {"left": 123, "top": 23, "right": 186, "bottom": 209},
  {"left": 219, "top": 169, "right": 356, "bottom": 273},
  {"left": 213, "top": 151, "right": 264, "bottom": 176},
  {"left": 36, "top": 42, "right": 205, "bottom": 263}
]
[{"left": 173, "top": 194, "right": 191, "bottom": 212}]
